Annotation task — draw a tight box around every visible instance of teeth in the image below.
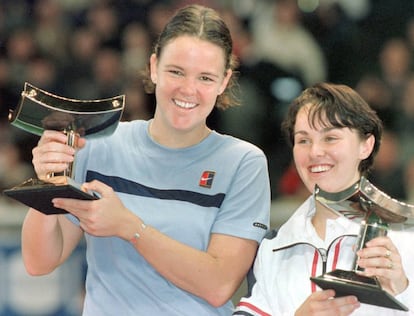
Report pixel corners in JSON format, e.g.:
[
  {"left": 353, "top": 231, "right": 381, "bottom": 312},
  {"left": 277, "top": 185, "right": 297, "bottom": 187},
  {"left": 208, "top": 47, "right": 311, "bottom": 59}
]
[
  {"left": 174, "top": 99, "right": 197, "bottom": 109},
  {"left": 310, "top": 165, "right": 331, "bottom": 173}
]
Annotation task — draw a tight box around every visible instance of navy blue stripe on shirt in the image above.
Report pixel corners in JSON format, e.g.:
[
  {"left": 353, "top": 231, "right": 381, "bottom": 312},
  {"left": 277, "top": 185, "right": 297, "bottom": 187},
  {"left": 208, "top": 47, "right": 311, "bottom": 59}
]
[{"left": 86, "top": 170, "right": 225, "bottom": 208}]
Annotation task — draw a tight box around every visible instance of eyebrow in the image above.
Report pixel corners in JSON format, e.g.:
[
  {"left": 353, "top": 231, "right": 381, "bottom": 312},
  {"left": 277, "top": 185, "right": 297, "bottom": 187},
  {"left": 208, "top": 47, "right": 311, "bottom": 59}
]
[
  {"left": 164, "top": 64, "right": 220, "bottom": 79},
  {"left": 294, "top": 126, "right": 339, "bottom": 136},
  {"left": 293, "top": 130, "right": 308, "bottom": 137}
]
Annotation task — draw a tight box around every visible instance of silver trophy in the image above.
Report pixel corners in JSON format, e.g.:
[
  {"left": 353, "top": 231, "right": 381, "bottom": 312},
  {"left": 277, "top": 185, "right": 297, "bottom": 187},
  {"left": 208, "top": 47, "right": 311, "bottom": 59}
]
[
  {"left": 310, "top": 176, "right": 414, "bottom": 311},
  {"left": 3, "top": 82, "right": 125, "bottom": 215}
]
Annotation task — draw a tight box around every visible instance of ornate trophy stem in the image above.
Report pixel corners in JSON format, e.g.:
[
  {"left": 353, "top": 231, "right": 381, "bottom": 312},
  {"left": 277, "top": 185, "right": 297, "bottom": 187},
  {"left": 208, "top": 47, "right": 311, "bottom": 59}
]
[
  {"left": 64, "top": 130, "right": 79, "bottom": 178},
  {"left": 353, "top": 211, "right": 388, "bottom": 272},
  {"left": 46, "top": 130, "right": 79, "bottom": 179}
]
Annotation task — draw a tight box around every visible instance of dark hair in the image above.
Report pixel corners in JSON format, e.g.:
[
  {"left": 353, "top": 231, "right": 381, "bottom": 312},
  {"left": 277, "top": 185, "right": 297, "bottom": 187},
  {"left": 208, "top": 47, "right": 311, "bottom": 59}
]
[
  {"left": 281, "top": 82, "right": 383, "bottom": 175},
  {"left": 141, "top": 4, "right": 239, "bottom": 109}
]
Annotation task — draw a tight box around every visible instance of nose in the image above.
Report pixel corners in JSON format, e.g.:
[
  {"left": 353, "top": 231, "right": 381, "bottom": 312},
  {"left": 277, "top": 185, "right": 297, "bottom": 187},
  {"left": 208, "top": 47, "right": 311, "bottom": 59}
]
[
  {"left": 309, "top": 141, "right": 325, "bottom": 157},
  {"left": 180, "top": 77, "right": 197, "bottom": 95}
]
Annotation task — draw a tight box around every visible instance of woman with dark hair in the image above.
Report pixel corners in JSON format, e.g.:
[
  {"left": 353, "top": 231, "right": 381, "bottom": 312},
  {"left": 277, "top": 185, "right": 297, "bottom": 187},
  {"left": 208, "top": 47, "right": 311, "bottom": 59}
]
[
  {"left": 234, "top": 83, "right": 414, "bottom": 315},
  {"left": 21, "top": 5, "right": 270, "bottom": 315}
]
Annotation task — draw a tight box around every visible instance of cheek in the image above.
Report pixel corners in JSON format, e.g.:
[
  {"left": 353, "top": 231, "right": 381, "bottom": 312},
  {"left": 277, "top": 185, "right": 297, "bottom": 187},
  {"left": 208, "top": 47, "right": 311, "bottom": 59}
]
[
  {"left": 204, "top": 84, "right": 220, "bottom": 96},
  {"left": 201, "top": 87, "right": 221, "bottom": 106},
  {"left": 293, "top": 147, "right": 306, "bottom": 166},
  {"left": 293, "top": 153, "right": 308, "bottom": 177},
  {"left": 156, "top": 78, "right": 174, "bottom": 95}
]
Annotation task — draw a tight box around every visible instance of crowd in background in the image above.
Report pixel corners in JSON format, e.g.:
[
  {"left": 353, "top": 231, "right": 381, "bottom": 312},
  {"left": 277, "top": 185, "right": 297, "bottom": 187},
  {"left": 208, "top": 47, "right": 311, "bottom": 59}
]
[{"left": 1, "top": 0, "right": 414, "bottom": 205}]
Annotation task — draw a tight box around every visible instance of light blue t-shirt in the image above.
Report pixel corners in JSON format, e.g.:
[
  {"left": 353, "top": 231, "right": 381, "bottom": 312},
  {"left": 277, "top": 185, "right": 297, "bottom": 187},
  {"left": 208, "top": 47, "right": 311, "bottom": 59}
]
[{"left": 69, "top": 120, "right": 270, "bottom": 315}]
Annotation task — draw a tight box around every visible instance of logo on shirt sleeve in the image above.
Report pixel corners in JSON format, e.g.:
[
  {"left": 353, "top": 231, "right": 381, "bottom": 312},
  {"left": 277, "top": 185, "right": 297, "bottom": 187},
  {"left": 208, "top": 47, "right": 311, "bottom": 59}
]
[
  {"left": 199, "top": 171, "right": 215, "bottom": 188},
  {"left": 253, "top": 222, "right": 268, "bottom": 230}
]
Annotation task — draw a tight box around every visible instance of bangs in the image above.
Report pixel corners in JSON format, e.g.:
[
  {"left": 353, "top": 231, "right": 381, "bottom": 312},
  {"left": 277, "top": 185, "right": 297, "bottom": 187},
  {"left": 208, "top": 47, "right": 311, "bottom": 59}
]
[{"left": 307, "top": 100, "right": 356, "bottom": 131}]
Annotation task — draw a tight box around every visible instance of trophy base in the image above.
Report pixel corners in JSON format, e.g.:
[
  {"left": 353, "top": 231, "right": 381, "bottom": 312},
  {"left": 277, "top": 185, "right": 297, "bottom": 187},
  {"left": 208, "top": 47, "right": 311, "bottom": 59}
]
[
  {"left": 3, "top": 177, "right": 98, "bottom": 215},
  {"left": 310, "top": 269, "right": 408, "bottom": 311}
]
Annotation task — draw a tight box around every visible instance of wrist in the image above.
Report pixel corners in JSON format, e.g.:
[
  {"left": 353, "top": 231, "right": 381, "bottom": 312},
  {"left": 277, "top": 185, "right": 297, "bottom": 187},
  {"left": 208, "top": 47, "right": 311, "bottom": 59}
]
[{"left": 129, "top": 222, "right": 147, "bottom": 244}]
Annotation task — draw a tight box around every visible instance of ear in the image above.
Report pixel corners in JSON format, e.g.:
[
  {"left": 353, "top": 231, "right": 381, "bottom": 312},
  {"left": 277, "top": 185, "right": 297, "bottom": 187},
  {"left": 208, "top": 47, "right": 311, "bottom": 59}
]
[
  {"left": 218, "top": 69, "right": 232, "bottom": 95},
  {"left": 149, "top": 53, "right": 157, "bottom": 84},
  {"left": 359, "top": 134, "right": 375, "bottom": 160}
]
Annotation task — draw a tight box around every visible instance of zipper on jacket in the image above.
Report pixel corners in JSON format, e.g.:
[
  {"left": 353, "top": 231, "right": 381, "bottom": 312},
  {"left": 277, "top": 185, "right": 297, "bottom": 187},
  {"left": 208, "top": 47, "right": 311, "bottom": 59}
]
[{"left": 318, "top": 248, "right": 328, "bottom": 273}]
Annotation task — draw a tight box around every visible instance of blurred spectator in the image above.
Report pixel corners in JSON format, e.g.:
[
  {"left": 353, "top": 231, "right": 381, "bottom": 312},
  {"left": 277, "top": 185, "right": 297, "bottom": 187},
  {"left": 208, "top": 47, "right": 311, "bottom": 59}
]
[
  {"left": 59, "top": 26, "right": 100, "bottom": 99},
  {"left": 26, "top": 54, "right": 59, "bottom": 93},
  {"left": 219, "top": 7, "right": 255, "bottom": 65},
  {"left": 120, "top": 21, "right": 151, "bottom": 81},
  {"left": 121, "top": 80, "right": 154, "bottom": 122},
  {"left": 0, "top": 125, "right": 34, "bottom": 192},
  {"left": 0, "top": 1, "right": 31, "bottom": 38},
  {"left": 0, "top": 55, "right": 19, "bottom": 120},
  {"left": 304, "top": 2, "right": 364, "bottom": 86},
  {"left": 5, "top": 27, "right": 37, "bottom": 91},
  {"left": 32, "top": 0, "right": 71, "bottom": 62},
  {"left": 144, "top": 1, "right": 174, "bottom": 43},
  {"left": 405, "top": 158, "right": 414, "bottom": 204},
  {"left": 397, "top": 74, "right": 414, "bottom": 164},
  {"left": 368, "top": 129, "right": 407, "bottom": 201},
  {"left": 90, "top": 47, "right": 124, "bottom": 99},
  {"left": 405, "top": 17, "right": 414, "bottom": 56},
  {"left": 355, "top": 74, "right": 393, "bottom": 127},
  {"left": 378, "top": 38, "right": 413, "bottom": 113},
  {"left": 357, "top": 0, "right": 413, "bottom": 62},
  {"left": 355, "top": 37, "right": 413, "bottom": 132},
  {"left": 85, "top": 2, "right": 122, "bottom": 49},
  {"left": 249, "top": 0, "right": 327, "bottom": 86}
]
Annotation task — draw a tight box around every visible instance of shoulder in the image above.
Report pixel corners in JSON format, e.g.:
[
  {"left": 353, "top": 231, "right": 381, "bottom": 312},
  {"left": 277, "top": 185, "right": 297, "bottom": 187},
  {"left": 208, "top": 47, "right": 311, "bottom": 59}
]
[
  {"left": 114, "top": 120, "right": 146, "bottom": 132},
  {"left": 103, "top": 120, "right": 147, "bottom": 140},
  {"left": 213, "top": 131, "right": 266, "bottom": 158},
  {"left": 85, "top": 120, "right": 147, "bottom": 151},
  {"left": 260, "top": 197, "right": 314, "bottom": 247}
]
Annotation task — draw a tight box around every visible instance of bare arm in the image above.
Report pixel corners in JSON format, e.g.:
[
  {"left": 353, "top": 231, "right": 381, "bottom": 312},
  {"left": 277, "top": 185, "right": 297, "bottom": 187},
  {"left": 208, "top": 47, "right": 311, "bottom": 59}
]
[
  {"left": 21, "top": 210, "right": 83, "bottom": 275},
  {"left": 130, "top": 227, "right": 257, "bottom": 307},
  {"left": 21, "top": 130, "right": 86, "bottom": 275}
]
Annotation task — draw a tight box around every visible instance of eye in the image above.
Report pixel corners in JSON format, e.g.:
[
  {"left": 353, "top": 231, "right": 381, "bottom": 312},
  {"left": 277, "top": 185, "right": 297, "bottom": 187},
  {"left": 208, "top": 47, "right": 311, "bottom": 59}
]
[
  {"left": 324, "top": 135, "right": 339, "bottom": 142},
  {"left": 169, "top": 69, "right": 183, "bottom": 76},
  {"left": 200, "top": 75, "right": 214, "bottom": 82},
  {"left": 295, "top": 137, "right": 310, "bottom": 145}
]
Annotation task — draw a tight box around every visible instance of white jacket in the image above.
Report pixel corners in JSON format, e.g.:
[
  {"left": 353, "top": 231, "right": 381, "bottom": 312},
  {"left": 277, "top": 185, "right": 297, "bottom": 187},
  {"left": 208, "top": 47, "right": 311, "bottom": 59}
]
[{"left": 234, "top": 196, "right": 414, "bottom": 316}]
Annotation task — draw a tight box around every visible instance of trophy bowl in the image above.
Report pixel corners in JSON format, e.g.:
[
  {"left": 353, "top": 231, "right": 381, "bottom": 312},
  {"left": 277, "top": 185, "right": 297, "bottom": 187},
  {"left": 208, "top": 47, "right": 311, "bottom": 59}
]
[{"left": 3, "top": 82, "right": 125, "bottom": 214}]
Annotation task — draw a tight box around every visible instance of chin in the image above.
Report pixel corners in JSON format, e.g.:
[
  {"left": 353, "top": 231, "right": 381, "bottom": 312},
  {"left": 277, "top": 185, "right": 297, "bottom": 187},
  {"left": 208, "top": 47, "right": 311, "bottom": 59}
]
[{"left": 312, "top": 181, "right": 338, "bottom": 194}]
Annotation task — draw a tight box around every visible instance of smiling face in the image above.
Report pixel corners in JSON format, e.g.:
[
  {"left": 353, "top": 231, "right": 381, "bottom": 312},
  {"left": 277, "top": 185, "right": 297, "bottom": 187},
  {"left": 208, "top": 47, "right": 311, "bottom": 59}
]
[
  {"left": 293, "top": 104, "right": 375, "bottom": 194},
  {"left": 150, "top": 35, "right": 231, "bottom": 140}
]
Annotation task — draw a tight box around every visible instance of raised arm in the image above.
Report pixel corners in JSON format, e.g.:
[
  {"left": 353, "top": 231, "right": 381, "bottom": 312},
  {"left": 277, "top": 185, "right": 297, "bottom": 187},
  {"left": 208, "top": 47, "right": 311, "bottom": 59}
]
[{"left": 21, "top": 130, "right": 85, "bottom": 275}]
